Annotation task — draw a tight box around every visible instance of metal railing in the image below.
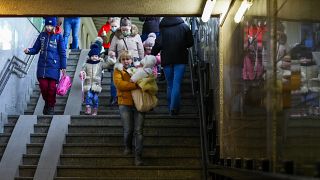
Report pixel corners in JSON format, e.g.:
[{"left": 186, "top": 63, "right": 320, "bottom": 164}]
[{"left": 0, "top": 55, "right": 36, "bottom": 95}]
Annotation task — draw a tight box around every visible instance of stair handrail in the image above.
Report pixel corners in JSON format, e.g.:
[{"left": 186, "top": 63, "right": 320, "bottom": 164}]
[
  {"left": 0, "top": 55, "right": 37, "bottom": 95},
  {"left": 188, "top": 17, "right": 210, "bottom": 180},
  {"left": 0, "top": 19, "right": 42, "bottom": 95}
]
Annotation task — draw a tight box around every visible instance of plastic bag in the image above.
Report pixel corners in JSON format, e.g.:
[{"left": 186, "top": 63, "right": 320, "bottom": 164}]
[{"left": 56, "top": 75, "right": 72, "bottom": 96}]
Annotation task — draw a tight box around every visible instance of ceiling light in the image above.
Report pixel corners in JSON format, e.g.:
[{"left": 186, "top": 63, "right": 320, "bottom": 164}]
[
  {"left": 201, "top": 0, "right": 216, "bottom": 22},
  {"left": 234, "top": 0, "right": 253, "bottom": 23}
]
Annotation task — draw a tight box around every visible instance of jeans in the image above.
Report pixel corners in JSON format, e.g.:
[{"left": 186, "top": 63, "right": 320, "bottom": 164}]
[
  {"left": 109, "top": 69, "right": 117, "bottom": 98},
  {"left": 119, "top": 105, "right": 145, "bottom": 156},
  {"left": 38, "top": 78, "right": 57, "bottom": 107},
  {"left": 163, "top": 64, "right": 186, "bottom": 112},
  {"left": 85, "top": 90, "right": 99, "bottom": 108},
  {"left": 63, "top": 17, "right": 81, "bottom": 49}
]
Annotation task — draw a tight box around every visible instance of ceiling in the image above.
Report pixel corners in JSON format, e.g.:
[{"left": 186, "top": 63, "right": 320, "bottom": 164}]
[{"left": 0, "top": 0, "right": 232, "bottom": 17}]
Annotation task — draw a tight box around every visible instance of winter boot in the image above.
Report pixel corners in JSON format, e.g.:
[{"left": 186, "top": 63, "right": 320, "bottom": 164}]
[
  {"left": 134, "top": 155, "right": 144, "bottom": 166},
  {"left": 43, "top": 103, "right": 48, "bottom": 115},
  {"left": 92, "top": 108, "right": 98, "bottom": 116},
  {"left": 123, "top": 147, "right": 132, "bottom": 155},
  {"left": 47, "top": 106, "right": 55, "bottom": 115},
  {"left": 85, "top": 105, "right": 91, "bottom": 115}
]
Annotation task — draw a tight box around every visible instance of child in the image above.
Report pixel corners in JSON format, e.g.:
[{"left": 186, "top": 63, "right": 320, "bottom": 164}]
[
  {"left": 143, "top": 33, "right": 162, "bottom": 78},
  {"left": 129, "top": 55, "right": 157, "bottom": 83},
  {"left": 113, "top": 50, "right": 145, "bottom": 166},
  {"left": 79, "top": 44, "right": 115, "bottom": 115},
  {"left": 24, "top": 17, "right": 66, "bottom": 115}
]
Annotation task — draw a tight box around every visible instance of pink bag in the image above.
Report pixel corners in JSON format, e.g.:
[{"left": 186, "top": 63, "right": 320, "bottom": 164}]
[{"left": 56, "top": 75, "right": 72, "bottom": 96}]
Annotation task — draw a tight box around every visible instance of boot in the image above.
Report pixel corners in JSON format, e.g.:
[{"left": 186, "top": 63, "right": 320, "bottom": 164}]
[
  {"left": 47, "top": 106, "right": 55, "bottom": 115},
  {"left": 85, "top": 105, "right": 91, "bottom": 115},
  {"left": 134, "top": 155, "right": 144, "bottom": 166},
  {"left": 92, "top": 108, "right": 98, "bottom": 116},
  {"left": 43, "top": 103, "right": 48, "bottom": 115},
  {"left": 123, "top": 147, "right": 132, "bottom": 155}
]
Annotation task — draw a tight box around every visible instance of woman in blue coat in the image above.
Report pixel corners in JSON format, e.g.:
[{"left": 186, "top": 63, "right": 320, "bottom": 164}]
[{"left": 24, "top": 17, "right": 67, "bottom": 115}]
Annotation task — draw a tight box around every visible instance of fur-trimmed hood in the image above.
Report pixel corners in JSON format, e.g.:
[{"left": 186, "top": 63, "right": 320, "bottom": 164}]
[
  {"left": 114, "top": 62, "right": 124, "bottom": 71},
  {"left": 114, "top": 24, "right": 139, "bottom": 39}
]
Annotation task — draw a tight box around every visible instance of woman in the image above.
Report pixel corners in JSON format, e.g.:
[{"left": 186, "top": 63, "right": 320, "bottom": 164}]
[{"left": 113, "top": 50, "right": 145, "bottom": 166}]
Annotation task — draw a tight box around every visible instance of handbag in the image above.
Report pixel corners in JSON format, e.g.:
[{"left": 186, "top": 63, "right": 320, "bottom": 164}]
[
  {"left": 131, "top": 89, "right": 158, "bottom": 112},
  {"left": 56, "top": 75, "right": 72, "bottom": 96}
]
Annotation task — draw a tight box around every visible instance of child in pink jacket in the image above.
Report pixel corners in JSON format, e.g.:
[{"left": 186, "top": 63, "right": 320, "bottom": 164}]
[{"left": 143, "top": 33, "right": 161, "bottom": 77}]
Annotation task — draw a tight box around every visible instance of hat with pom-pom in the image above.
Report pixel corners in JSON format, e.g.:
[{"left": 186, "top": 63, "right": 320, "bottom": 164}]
[
  {"left": 91, "top": 37, "right": 103, "bottom": 52},
  {"left": 44, "top": 17, "right": 57, "bottom": 27},
  {"left": 143, "top": 33, "right": 156, "bottom": 47},
  {"left": 88, "top": 43, "right": 101, "bottom": 57}
]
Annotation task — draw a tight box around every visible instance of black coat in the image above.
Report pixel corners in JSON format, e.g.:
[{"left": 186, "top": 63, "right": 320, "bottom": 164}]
[
  {"left": 139, "top": 17, "right": 160, "bottom": 34},
  {"left": 151, "top": 17, "right": 194, "bottom": 66}
]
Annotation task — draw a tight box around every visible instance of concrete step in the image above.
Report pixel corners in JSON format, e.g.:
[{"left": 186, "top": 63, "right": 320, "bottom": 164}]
[
  {"left": 79, "top": 108, "right": 198, "bottom": 115},
  {"left": 34, "top": 125, "right": 50, "bottom": 134},
  {"left": 16, "top": 165, "right": 36, "bottom": 177},
  {"left": 67, "top": 125, "right": 199, "bottom": 136},
  {"left": 59, "top": 154, "right": 201, "bottom": 166},
  {"left": 56, "top": 166, "right": 201, "bottom": 179},
  {"left": 7, "top": 115, "right": 20, "bottom": 124},
  {"left": 65, "top": 134, "right": 200, "bottom": 145},
  {"left": 70, "top": 116, "right": 199, "bottom": 126},
  {"left": 37, "top": 116, "right": 52, "bottom": 125},
  {"left": 54, "top": 177, "right": 195, "bottom": 180},
  {"left": 24, "top": 110, "right": 64, "bottom": 115},
  {"left": 30, "top": 133, "right": 47, "bottom": 143},
  {"left": 62, "top": 144, "right": 200, "bottom": 156},
  {"left": 22, "top": 154, "right": 40, "bottom": 165},
  {"left": 26, "top": 143, "right": 43, "bottom": 154},
  {"left": 3, "top": 124, "right": 15, "bottom": 133},
  {"left": 0, "top": 134, "right": 10, "bottom": 143}
]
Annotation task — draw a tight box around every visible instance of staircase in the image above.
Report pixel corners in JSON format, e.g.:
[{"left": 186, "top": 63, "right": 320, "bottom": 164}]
[
  {"left": 0, "top": 116, "right": 19, "bottom": 161},
  {"left": 55, "top": 69, "right": 203, "bottom": 179},
  {"left": 1, "top": 51, "right": 202, "bottom": 179},
  {"left": 15, "top": 116, "right": 53, "bottom": 179},
  {"left": 24, "top": 51, "right": 81, "bottom": 115}
]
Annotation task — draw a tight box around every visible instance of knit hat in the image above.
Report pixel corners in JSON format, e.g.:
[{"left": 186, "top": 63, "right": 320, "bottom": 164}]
[
  {"left": 88, "top": 44, "right": 101, "bottom": 57},
  {"left": 141, "top": 55, "right": 156, "bottom": 68},
  {"left": 120, "top": 17, "right": 132, "bottom": 27},
  {"left": 143, "top": 33, "right": 156, "bottom": 48},
  {"left": 44, "top": 17, "right": 57, "bottom": 27},
  {"left": 91, "top": 37, "right": 103, "bottom": 52}
]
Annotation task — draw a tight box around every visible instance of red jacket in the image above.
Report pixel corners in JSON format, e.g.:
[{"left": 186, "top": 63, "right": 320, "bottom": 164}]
[{"left": 98, "top": 22, "right": 112, "bottom": 49}]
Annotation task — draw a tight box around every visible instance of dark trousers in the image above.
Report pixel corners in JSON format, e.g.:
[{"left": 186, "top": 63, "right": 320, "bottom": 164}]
[{"left": 38, "top": 78, "right": 57, "bottom": 107}]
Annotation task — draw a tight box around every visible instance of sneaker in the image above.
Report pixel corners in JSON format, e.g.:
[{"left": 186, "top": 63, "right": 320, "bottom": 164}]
[
  {"left": 92, "top": 108, "right": 98, "bottom": 116},
  {"left": 123, "top": 147, "right": 132, "bottom": 155},
  {"left": 135, "top": 155, "right": 144, "bottom": 166},
  {"left": 47, "top": 107, "right": 55, "bottom": 115},
  {"left": 85, "top": 105, "right": 91, "bottom": 115}
]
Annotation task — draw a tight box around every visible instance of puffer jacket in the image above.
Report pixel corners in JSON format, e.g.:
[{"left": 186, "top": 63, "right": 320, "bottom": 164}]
[
  {"left": 27, "top": 31, "right": 66, "bottom": 81},
  {"left": 113, "top": 63, "right": 139, "bottom": 106},
  {"left": 109, "top": 24, "right": 144, "bottom": 59},
  {"left": 82, "top": 59, "right": 110, "bottom": 93},
  {"left": 151, "top": 17, "right": 193, "bottom": 66}
]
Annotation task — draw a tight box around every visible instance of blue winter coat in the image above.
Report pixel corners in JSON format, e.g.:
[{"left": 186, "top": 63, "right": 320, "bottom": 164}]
[{"left": 27, "top": 32, "right": 66, "bottom": 81}]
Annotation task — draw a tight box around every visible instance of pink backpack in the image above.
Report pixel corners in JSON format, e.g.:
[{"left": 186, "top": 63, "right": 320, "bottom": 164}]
[{"left": 56, "top": 75, "right": 72, "bottom": 96}]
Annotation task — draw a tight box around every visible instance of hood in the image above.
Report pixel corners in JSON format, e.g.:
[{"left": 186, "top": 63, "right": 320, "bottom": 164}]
[
  {"left": 114, "top": 24, "right": 139, "bottom": 39},
  {"left": 159, "top": 17, "right": 184, "bottom": 28}
]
